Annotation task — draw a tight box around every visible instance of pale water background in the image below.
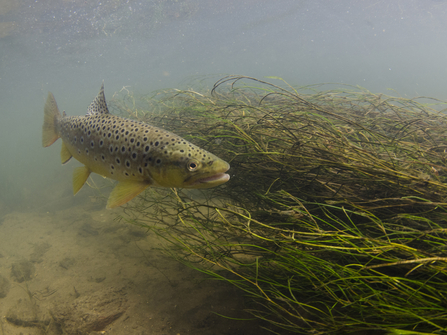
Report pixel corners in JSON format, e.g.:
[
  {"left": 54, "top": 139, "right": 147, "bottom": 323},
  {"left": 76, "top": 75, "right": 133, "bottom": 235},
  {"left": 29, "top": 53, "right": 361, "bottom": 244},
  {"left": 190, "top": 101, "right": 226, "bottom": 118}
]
[{"left": 1, "top": 0, "right": 447, "bottom": 210}]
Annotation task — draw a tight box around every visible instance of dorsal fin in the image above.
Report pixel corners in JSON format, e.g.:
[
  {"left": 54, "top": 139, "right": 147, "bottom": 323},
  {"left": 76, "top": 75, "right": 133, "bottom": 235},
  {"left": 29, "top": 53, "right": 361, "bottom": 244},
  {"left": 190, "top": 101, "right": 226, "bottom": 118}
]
[{"left": 86, "top": 81, "right": 109, "bottom": 116}]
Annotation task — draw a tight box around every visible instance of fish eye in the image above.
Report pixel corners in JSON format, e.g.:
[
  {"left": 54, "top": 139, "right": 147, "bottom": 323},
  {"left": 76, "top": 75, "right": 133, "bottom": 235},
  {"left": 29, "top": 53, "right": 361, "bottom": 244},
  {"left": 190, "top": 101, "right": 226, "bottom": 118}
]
[{"left": 187, "top": 161, "right": 199, "bottom": 171}]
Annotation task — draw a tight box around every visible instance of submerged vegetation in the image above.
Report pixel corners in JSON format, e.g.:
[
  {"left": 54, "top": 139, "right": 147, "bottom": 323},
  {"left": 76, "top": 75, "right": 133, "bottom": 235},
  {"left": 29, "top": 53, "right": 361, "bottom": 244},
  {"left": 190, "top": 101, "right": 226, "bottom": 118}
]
[{"left": 113, "top": 76, "right": 447, "bottom": 334}]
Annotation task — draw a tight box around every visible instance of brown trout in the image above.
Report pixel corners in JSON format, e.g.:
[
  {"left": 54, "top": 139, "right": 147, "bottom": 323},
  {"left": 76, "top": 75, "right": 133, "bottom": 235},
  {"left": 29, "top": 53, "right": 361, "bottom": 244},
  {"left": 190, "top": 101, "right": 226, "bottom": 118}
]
[{"left": 42, "top": 83, "right": 230, "bottom": 208}]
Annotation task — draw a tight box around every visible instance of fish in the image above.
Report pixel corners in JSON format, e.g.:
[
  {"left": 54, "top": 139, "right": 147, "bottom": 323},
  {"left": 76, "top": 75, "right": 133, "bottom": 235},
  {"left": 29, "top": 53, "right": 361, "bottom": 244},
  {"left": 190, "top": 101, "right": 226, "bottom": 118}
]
[{"left": 42, "top": 83, "right": 230, "bottom": 209}]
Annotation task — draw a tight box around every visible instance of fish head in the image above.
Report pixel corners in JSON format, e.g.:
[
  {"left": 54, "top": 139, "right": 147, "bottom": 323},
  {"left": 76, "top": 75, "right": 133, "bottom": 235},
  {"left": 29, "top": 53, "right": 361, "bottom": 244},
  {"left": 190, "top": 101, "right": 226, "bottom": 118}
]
[
  {"left": 150, "top": 146, "right": 230, "bottom": 189},
  {"left": 181, "top": 154, "right": 230, "bottom": 189}
]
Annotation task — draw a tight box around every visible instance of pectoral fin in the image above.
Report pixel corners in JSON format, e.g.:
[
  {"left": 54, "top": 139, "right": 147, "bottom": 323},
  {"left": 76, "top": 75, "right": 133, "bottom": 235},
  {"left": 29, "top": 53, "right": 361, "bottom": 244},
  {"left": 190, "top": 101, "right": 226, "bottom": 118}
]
[
  {"left": 73, "top": 166, "right": 91, "bottom": 195},
  {"left": 106, "top": 180, "right": 151, "bottom": 209},
  {"left": 61, "top": 141, "right": 72, "bottom": 164}
]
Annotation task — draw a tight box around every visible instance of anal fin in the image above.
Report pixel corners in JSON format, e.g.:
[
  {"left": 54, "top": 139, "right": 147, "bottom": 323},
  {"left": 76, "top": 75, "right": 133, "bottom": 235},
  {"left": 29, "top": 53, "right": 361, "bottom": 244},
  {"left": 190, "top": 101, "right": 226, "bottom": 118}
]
[
  {"left": 73, "top": 166, "right": 91, "bottom": 195},
  {"left": 61, "top": 141, "right": 73, "bottom": 164},
  {"left": 107, "top": 180, "right": 151, "bottom": 209}
]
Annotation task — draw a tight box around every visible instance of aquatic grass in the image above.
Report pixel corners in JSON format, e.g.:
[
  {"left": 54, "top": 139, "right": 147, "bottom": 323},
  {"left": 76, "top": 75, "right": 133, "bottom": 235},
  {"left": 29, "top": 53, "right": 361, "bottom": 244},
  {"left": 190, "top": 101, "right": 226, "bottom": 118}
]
[
  {"left": 113, "top": 76, "right": 447, "bottom": 334},
  {"left": 119, "top": 188, "right": 447, "bottom": 334}
]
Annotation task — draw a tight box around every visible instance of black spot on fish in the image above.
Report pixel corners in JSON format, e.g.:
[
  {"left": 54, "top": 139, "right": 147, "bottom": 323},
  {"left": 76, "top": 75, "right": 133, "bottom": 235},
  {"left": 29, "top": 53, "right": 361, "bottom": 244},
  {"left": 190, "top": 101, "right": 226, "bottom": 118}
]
[
  {"left": 131, "top": 152, "right": 137, "bottom": 160},
  {"left": 116, "top": 135, "right": 120, "bottom": 140},
  {"left": 99, "top": 140, "right": 104, "bottom": 147},
  {"left": 101, "top": 155, "right": 105, "bottom": 161},
  {"left": 121, "top": 146, "right": 126, "bottom": 153},
  {"left": 125, "top": 160, "right": 131, "bottom": 168},
  {"left": 109, "top": 145, "right": 114, "bottom": 153},
  {"left": 154, "top": 141, "right": 159, "bottom": 146},
  {"left": 138, "top": 167, "right": 143, "bottom": 174},
  {"left": 136, "top": 141, "right": 140, "bottom": 147},
  {"left": 144, "top": 145, "right": 150, "bottom": 152},
  {"left": 156, "top": 158, "right": 161, "bottom": 165},
  {"left": 90, "top": 141, "right": 94, "bottom": 148},
  {"left": 80, "top": 136, "right": 84, "bottom": 144}
]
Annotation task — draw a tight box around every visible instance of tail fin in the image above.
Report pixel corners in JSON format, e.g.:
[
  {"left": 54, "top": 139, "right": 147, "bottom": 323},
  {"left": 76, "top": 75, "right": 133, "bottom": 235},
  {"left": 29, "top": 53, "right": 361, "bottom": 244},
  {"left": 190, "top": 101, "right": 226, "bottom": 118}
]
[{"left": 42, "top": 92, "right": 61, "bottom": 147}]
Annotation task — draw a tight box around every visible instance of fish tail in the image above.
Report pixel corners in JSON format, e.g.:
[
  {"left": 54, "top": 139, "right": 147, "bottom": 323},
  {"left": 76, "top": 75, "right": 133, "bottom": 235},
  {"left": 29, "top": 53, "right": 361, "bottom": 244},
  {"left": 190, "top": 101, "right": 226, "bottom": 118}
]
[{"left": 42, "top": 92, "right": 61, "bottom": 147}]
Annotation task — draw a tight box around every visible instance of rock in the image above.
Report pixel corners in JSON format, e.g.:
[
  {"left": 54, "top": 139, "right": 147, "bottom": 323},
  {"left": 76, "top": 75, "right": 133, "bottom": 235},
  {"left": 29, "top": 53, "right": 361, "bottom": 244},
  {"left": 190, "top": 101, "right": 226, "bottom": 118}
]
[
  {"left": 0, "top": 274, "right": 10, "bottom": 298},
  {"left": 59, "top": 257, "right": 76, "bottom": 270},
  {"left": 51, "top": 286, "right": 128, "bottom": 334},
  {"left": 30, "top": 242, "right": 51, "bottom": 263},
  {"left": 10, "top": 259, "right": 35, "bottom": 282},
  {"left": 5, "top": 298, "right": 50, "bottom": 328},
  {"left": 78, "top": 222, "right": 99, "bottom": 237}
]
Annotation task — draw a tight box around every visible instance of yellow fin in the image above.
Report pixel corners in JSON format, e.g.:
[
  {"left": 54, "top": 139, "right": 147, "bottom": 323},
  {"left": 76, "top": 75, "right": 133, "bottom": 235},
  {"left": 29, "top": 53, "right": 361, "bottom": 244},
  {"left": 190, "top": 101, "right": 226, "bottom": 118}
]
[
  {"left": 61, "top": 141, "right": 72, "bottom": 164},
  {"left": 73, "top": 166, "right": 91, "bottom": 195},
  {"left": 106, "top": 180, "right": 151, "bottom": 209},
  {"left": 42, "top": 92, "right": 61, "bottom": 147}
]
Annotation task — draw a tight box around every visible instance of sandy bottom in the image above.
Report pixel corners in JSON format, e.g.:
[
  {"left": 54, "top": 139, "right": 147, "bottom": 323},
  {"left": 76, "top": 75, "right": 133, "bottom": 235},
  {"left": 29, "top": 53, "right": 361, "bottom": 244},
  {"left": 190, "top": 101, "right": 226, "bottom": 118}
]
[{"left": 0, "top": 193, "right": 272, "bottom": 335}]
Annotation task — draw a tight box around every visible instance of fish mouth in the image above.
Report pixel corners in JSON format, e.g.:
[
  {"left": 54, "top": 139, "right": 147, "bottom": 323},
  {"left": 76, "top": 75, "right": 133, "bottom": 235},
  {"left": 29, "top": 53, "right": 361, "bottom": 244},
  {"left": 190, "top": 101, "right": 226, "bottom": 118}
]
[
  {"left": 196, "top": 172, "right": 230, "bottom": 185},
  {"left": 187, "top": 162, "right": 231, "bottom": 188}
]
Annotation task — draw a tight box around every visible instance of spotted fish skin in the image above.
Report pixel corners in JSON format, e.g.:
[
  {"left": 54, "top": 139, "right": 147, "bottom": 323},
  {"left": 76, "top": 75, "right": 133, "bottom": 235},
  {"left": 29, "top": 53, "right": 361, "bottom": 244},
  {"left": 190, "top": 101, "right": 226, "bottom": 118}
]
[{"left": 42, "top": 83, "right": 230, "bottom": 208}]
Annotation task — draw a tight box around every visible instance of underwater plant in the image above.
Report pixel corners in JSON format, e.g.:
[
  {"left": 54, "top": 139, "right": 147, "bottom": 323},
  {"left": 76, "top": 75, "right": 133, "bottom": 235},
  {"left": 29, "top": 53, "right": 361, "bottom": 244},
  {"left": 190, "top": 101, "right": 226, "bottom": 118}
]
[{"left": 115, "top": 76, "right": 447, "bottom": 334}]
